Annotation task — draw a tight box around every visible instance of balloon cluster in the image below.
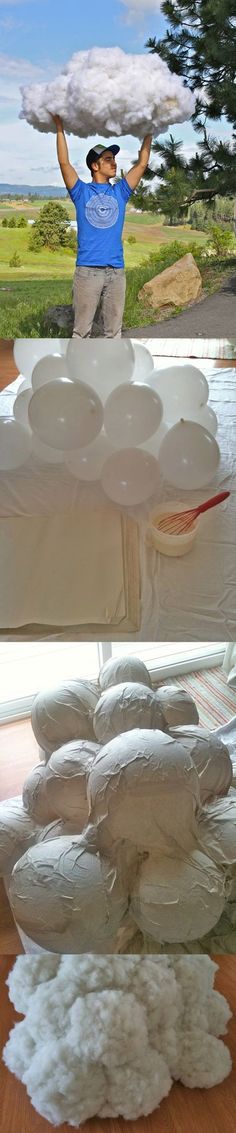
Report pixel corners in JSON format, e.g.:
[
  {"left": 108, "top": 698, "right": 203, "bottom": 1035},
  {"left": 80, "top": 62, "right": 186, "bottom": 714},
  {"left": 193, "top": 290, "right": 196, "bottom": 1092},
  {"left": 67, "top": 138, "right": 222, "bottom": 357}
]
[
  {"left": 0, "top": 339, "right": 220, "bottom": 505},
  {"left": 0, "top": 655, "right": 235, "bottom": 953}
]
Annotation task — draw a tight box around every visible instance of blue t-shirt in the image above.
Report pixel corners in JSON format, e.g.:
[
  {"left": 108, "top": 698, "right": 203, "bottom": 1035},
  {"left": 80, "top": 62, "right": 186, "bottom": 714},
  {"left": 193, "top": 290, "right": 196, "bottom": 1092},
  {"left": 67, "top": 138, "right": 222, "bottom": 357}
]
[{"left": 68, "top": 177, "right": 133, "bottom": 268}]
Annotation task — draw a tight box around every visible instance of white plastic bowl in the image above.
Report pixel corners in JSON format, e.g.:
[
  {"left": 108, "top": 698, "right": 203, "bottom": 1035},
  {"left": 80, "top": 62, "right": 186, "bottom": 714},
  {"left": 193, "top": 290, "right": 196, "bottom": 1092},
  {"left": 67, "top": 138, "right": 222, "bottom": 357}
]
[{"left": 146, "top": 500, "right": 199, "bottom": 557}]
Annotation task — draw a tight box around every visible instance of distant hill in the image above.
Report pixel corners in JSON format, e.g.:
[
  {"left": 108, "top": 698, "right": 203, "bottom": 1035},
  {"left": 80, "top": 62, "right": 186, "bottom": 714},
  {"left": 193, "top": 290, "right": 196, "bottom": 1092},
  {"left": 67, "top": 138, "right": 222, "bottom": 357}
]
[{"left": 0, "top": 184, "right": 68, "bottom": 198}]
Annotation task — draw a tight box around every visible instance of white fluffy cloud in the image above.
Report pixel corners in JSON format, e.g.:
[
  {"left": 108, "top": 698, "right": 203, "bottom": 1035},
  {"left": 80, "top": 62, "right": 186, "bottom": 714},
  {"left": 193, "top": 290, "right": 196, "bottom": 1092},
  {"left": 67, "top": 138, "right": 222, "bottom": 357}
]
[
  {"left": 121, "top": 0, "right": 162, "bottom": 18},
  {"left": 20, "top": 46, "right": 195, "bottom": 139},
  {"left": 3, "top": 955, "right": 232, "bottom": 1127}
]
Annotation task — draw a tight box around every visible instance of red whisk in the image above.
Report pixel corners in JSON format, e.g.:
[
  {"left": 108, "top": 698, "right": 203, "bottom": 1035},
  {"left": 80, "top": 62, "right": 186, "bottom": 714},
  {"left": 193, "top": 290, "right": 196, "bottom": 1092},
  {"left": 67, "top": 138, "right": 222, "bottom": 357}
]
[{"left": 157, "top": 491, "right": 230, "bottom": 535}]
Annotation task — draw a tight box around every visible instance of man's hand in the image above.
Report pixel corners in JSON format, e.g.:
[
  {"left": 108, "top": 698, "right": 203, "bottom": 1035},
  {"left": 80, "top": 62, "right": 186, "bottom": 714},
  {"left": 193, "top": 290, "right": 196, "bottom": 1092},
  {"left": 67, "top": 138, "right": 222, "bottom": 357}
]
[
  {"left": 126, "top": 134, "right": 152, "bottom": 191},
  {"left": 49, "top": 113, "right": 64, "bottom": 130}
]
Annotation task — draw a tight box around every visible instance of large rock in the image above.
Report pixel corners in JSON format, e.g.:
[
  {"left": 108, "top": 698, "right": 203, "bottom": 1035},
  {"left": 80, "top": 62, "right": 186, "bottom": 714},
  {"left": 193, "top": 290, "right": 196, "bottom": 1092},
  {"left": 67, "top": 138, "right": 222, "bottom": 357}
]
[{"left": 138, "top": 253, "right": 202, "bottom": 310}]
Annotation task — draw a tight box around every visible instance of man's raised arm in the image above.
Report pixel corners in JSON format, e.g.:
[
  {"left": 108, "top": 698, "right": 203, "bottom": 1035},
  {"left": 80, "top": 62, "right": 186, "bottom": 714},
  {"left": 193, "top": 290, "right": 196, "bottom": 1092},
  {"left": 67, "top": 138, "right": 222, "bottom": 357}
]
[
  {"left": 125, "top": 134, "right": 152, "bottom": 191},
  {"left": 51, "top": 115, "right": 79, "bottom": 190}
]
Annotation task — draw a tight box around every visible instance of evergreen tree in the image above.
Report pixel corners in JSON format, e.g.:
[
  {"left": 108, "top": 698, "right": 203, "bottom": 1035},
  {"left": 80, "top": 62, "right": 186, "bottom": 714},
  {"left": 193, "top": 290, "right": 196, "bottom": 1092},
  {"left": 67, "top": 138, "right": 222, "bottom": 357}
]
[
  {"left": 146, "top": 1, "right": 236, "bottom": 217},
  {"left": 147, "top": 1, "right": 236, "bottom": 126},
  {"left": 29, "top": 200, "right": 70, "bottom": 251}
]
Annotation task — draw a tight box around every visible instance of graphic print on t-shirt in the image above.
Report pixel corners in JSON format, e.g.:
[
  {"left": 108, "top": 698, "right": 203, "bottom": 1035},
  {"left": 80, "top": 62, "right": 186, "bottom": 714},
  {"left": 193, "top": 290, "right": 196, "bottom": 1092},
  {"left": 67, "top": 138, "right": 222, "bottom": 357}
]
[{"left": 85, "top": 192, "right": 119, "bottom": 229}]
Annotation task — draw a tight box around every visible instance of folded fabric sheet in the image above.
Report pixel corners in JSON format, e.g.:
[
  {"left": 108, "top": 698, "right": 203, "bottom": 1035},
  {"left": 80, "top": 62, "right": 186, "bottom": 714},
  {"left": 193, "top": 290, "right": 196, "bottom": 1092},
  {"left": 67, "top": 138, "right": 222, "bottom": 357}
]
[{"left": 0, "top": 511, "right": 140, "bottom": 631}]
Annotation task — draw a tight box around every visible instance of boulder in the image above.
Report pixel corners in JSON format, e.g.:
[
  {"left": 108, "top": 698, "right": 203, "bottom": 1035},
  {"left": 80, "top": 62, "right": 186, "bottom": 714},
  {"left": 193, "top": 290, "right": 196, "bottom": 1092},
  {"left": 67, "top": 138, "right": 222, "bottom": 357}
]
[{"left": 138, "top": 253, "right": 202, "bottom": 310}]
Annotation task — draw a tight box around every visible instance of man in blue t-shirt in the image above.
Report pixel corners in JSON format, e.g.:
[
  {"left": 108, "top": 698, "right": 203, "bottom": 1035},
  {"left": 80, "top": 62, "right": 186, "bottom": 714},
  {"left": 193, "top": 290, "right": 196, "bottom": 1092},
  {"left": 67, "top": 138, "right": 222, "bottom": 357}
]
[{"left": 52, "top": 115, "right": 152, "bottom": 337}]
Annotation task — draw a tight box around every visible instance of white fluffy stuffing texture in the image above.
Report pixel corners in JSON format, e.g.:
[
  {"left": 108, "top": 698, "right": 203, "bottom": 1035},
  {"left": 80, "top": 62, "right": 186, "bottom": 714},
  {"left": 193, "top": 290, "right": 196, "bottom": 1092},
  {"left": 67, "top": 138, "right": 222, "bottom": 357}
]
[
  {"left": 3, "top": 955, "right": 231, "bottom": 1127},
  {"left": 19, "top": 47, "right": 195, "bottom": 138}
]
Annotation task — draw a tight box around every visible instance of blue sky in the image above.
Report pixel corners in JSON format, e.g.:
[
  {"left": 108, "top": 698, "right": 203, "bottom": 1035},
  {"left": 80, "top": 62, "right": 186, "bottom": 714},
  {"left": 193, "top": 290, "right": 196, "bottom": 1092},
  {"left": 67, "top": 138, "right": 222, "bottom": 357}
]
[{"left": 0, "top": 0, "right": 231, "bottom": 185}]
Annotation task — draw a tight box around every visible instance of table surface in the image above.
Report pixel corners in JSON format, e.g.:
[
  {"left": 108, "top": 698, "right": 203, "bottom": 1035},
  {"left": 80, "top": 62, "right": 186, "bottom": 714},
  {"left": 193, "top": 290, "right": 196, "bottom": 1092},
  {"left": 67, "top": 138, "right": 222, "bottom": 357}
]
[
  {"left": 0, "top": 343, "right": 236, "bottom": 641},
  {"left": 0, "top": 955, "right": 236, "bottom": 1133}
]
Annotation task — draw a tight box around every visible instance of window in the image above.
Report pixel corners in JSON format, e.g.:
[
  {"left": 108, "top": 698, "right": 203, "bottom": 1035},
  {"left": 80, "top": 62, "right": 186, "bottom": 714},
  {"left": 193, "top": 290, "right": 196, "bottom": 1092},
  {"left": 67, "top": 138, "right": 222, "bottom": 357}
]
[
  {"left": 0, "top": 643, "right": 101, "bottom": 723},
  {"left": 0, "top": 642, "right": 226, "bottom": 723},
  {"left": 108, "top": 642, "right": 226, "bottom": 682}
]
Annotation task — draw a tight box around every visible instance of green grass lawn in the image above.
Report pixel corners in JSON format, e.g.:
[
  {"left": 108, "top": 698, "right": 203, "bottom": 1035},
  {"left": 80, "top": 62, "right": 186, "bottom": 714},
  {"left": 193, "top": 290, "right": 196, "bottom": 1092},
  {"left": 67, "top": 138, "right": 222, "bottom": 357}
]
[{"left": 0, "top": 201, "right": 234, "bottom": 335}]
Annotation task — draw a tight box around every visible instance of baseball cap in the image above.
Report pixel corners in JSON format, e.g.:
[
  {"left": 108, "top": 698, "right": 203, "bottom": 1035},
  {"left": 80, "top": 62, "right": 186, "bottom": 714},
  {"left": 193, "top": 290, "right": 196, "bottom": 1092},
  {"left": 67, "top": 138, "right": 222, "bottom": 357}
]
[{"left": 86, "top": 143, "right": 120, "bottom": 170}]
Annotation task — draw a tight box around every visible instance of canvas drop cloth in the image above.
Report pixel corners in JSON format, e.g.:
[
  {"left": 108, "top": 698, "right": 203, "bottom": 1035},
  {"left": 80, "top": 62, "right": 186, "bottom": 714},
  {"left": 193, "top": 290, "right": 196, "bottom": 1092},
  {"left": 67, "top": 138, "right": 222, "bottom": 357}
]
[{"left": 0, "top": 358, "right": 235, "bottom": 640}]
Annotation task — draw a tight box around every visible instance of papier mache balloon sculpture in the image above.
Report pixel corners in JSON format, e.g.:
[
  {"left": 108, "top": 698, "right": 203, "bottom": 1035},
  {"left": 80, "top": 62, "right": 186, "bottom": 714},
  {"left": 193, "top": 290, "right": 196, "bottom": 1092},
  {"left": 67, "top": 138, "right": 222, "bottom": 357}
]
[
  {"left": 1, "top": 654, "right": 236, "bottom": 953},
  {"left": 0, "top": 339, "right": 220, "bottom": 507}
]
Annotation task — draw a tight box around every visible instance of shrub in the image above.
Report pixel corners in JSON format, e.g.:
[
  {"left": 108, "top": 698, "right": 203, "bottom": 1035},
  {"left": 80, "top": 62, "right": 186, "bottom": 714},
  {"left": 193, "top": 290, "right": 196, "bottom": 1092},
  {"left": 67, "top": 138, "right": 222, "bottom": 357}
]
[
  {"left": 9, "top": 252, "right": 22, "bottom": 268},
  {"left": 126, "top": 234, "right": 137, "bottom": 245},
  {"left": 8, "top": 216, "right": 17, "bottom": 228},
  {"left": 2, "top": 217, "right": 8, "bottom": 227},
  {"left": 208, "top": 225, "right": 235, "bottom": 257},
  {"left": 17, "top": 216, "right": 28, "bottom": 228}
]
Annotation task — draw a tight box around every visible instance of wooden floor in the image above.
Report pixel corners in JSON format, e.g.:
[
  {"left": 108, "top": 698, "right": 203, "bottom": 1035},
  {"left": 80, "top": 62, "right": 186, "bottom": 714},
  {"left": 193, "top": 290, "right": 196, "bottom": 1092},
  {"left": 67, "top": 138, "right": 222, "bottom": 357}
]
[
  {"left": 0, "top": 955, "right": 235, "bottom": 1133},
  {"left": 0, "top": 340, "right": 18, "bottom": 390}
]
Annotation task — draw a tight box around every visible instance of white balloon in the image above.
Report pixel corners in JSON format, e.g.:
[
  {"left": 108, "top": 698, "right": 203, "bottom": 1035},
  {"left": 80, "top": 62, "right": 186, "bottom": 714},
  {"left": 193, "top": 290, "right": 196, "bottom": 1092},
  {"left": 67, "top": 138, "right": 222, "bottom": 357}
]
[
  {"left": 149, "top": 364, "right": 209, "bottom": 415},
  {"left": 31, "top": 434, "right": 68, "bottom": 465},
  {"left": 13, "top": 339, "right": 62, "bottom": 381},
  {"left": 66, "top": 339, "right": 135, "bottom": 400},
  {"left": 32, "top": 354, "right": 70, "bottom": 390},
  {"left": 181, "top": 404, "right": 218, "bottom": 437},
  {"left": 28, "top": 379, "right": 103, "bottom": 450},
  {"left": 132, "top": 342, "right": 154, "bottom": 381},
  {"left": 104, "top": 382, "right": 163, "bottom": 447},
  {"left": 101, "top": 447, "right": 159, "bottom": 505},
  {"left": 66, "top": 431, "right": 114, "bottom": 481},
  {"left": 159, "top": 421, "right": 220, "bottom": 490},
  {"left": 0, "top": 418, "right": 32, "bottom": 470},
  {"left": 13, "top": 389, "right": 32, "bottom": 427}
]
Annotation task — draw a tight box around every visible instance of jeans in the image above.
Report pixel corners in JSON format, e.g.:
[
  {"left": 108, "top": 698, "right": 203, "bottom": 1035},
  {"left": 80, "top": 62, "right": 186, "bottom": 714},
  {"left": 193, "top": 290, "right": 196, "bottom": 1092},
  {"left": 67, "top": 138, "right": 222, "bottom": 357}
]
[{"left": 72, "top": 265, "right": 126, "bottom": 338}]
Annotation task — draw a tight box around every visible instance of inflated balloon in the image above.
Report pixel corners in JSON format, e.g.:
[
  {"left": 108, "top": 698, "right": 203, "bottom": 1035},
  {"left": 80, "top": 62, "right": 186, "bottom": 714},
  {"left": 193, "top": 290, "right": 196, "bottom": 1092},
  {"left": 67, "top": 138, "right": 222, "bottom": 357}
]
[
  {"left": 99, "top": 655, "right": 152, "bottom": 692},
  {"left": 0, "top": 418, "right": 32, "bottom": 470},
  {"left": 101, "top": 447, "right": 159, "bottom": 505},
  {"left": 28, "top": 379, "right": 103, "bottom": 450},
  {"left": 159, "top": 421, "right": 220, "bottom": 490},
  {"left": 132, "top": 342, "right": 155, "bottom": 381},
  {"left": 31, "top": 354, "right": 70, "bottom": 391},
  {"left": 0, "top": 797, "right": 38, "bottom": 877},
  {"left": 13, "top": 339, "right": 62, "bottom": 381},
  {"left": 89, "top": 729, "right": 200, "bottom": 854},
  {"left": 44, "top": 740, "right": 101, "bottom": 824},
  {"left": 22, "top": 763, "right": 58, "bottom": 825},
  {"left": 131, "top": 851, "right": 226, "bottom": 943},
  {"left": 93, "top": 683, "right": 165, "bottom": 744},
  {"left": 151, "top": 365, "right": 209, "bottom": 415},
  {"left": 104, "top": 382, "right": 163, "bottom": 447},
  {"left": 9, "top": 837, "right": 128, "bottom": 952},
  {"left": 31, "top": 680, "right": 99, "bottom": 753},
  {"left": 13, "top": 389, "right": 32, "bottom": 427},
  {"left": 181, "top": 405, "right": 218, "bottom": 436},
  {"left": 157, "top": 685, "right": 199, "bottom": 728},
  {"left": 66, "top": 432, "right": 114, "bottom": 481},
  {"left": 170, "top": 726, "right": 232, "bottom": 804},
  {"left": 197, "top": 796, "right": 236, "bottom": 866},
  {"left": 66, "top": 339, "right": 135, "bottom": 399}
]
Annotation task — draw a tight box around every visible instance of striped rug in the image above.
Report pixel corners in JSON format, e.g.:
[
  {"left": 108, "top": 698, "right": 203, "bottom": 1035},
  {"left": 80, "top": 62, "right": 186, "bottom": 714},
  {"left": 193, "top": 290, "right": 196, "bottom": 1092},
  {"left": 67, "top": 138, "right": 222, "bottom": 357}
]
[
  {"left": 159, "top": 667, "right": 236, "bottom": 729},
  {"left": 143, "top": 337, "right": 236, "bottom": 360}
]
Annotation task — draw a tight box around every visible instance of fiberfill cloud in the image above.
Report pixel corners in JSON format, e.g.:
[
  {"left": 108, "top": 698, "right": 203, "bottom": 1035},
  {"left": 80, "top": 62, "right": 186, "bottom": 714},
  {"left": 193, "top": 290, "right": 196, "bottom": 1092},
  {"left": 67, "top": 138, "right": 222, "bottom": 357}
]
[{"left": 20, "top": 47, "right": 195, "bottom": 139}]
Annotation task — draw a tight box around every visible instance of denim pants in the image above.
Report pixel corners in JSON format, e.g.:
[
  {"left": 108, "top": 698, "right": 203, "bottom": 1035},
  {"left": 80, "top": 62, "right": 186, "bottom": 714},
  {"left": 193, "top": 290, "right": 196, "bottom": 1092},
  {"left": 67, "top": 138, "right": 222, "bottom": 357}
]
[{"left": 72, "top": 265, "right": 126, "bottom": 338}]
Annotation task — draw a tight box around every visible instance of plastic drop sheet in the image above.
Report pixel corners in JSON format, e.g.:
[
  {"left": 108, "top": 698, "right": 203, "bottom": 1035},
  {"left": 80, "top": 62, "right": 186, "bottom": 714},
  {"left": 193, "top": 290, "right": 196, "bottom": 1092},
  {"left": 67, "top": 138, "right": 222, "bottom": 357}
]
[{"left": 0, "top": 357, "right": 236, "bottom": 640}]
